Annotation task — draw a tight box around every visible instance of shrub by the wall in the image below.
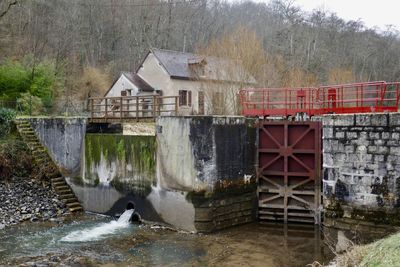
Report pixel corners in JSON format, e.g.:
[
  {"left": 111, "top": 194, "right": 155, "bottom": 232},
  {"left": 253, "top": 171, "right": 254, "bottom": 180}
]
[
  {"left": 0, "top": 139, "right": 33, "bottom": 181},
  {"left": 0, "top": 108, "right": 16, "bottom": 139}
]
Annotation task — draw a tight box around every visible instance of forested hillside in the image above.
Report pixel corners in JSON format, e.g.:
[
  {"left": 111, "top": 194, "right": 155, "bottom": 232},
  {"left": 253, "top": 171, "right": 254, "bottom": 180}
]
[{"left": 0, "top": 0, "right": 399, "bottom": 113}]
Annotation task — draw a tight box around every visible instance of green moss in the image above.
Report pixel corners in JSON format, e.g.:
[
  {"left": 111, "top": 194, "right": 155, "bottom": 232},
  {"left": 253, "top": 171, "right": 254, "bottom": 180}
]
[
  {"left": 84, "top": 134, "right": 156, "bottom": 191},
  {"left": 325, "top": 201, "right": 400, "bottom": 226},
  {"left": 71, "top": 176, "right": 101, "bottom": 187},
  {"left": 186, "top": 177, "right": 257, "bottom": 205},
  {"left": 324, "top": 201, "right": 345, "bottom": 218},
  {"left": 117, "top": 139, "right": 125, "bottom": 161},
  {"left": 351, "top": 208, "right": 400, "bottom": 226},
  {"left": 85, "top": 134, "right": 156, "bottom": 173}
]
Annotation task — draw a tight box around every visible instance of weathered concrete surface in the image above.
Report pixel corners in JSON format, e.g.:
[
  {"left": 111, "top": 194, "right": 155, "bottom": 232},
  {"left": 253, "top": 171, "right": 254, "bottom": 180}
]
[
  {"left": 323, "top": 113, "right": 400, "bottom": 226},
  {"left": 147, "top": 188, "right": 196, "bottom": 231},
  {"left": 75, "top": 130, "right": 198, "bottom": 231},
  {"left": 29, "top": 116, "right": 259, "bottom": 232},
  {"left": 28, "top": 117, "right": 87, "bottom": 176},
  {"left": 67, "top": 177, "right": 164, "bottom": 223},
  {"left": 156, "top": 116, "right": 257, "bottom": 192},
  {"left": 156, "top": 116, "right": 258, "bottom": 232},
  {"left": 77, "top": 134, "right": 160, "bottom": 219}
]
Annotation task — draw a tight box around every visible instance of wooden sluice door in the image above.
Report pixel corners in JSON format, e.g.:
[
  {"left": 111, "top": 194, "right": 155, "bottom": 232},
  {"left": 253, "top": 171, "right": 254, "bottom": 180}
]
[{"left": 258, "top": 121, "right": 322, "bottom": 224}]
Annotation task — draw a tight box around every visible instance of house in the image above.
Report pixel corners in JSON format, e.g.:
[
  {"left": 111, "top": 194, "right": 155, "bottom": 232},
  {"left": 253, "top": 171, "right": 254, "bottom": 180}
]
[
  {"left": 103, "top": 72, "right": 157, "bottom": 118},
  {"left": 105, "top": 72, "right": 155, "bottom": 97},
  {"left": 137, "top": 48, "right": 256, "bottom": 115},
  {"left": 106, "top": 49, "right": 256, "bottom": 115}
]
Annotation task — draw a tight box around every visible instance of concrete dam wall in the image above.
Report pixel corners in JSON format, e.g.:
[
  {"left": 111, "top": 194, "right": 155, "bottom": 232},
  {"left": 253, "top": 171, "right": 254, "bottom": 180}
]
[
  {"left": 28, "top": 117, "right": 87, "bottom": 176},
  {"left": 155, "top": 116, "right": 257, "bottom": 232},
  {"left": 20, "top": 112, "right": 400, "bottom": 233},
  {"left": 29, "top": 116, "right": 257, "bottom": 232}
]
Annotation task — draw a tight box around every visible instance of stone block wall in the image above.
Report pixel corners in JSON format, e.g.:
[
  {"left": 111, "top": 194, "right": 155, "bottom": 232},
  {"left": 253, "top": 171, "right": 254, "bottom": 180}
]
[
  {"left": 322, "top": 113, "right": 400, "bottom": 226},
  {"left": 193, "top": 192, "right": 255, "bottom": 232}
]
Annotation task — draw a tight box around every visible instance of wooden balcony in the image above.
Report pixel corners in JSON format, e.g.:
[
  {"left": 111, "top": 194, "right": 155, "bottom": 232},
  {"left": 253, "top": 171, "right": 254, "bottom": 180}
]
[{"left": 88, "top": 95, "right": 179, "bottom": 123}]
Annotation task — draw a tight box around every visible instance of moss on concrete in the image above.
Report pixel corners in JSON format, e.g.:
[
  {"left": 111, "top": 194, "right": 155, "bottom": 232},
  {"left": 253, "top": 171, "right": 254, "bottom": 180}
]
[
  {"left": 186, "top": 177, "right": 257, "bottom": 206},
  {"left": 350, "top": 208, "right": 400, "bottom": 226},
  {"left": 84, "top": 134, "right": 156, "bottom": 193},
  {"left": 325, "top": 201, "right": 400, "bottom": 226},
  {"left": 85, "top": 134, "right": 156, "bottom": 174}
]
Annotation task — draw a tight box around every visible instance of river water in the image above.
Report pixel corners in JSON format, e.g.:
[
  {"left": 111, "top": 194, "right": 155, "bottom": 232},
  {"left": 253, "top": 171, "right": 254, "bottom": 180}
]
[{"left": 0, "top": 212, "right": 385, "bottom": 267}]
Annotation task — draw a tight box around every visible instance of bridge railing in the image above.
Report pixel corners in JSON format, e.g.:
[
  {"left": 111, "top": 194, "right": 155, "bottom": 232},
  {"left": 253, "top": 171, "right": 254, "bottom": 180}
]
[
  {"left": 88, "top": 95, "right": 179, "bottom": 122},
  {"left": 239, "top": 81, "right": 400, "bottom": 117}
]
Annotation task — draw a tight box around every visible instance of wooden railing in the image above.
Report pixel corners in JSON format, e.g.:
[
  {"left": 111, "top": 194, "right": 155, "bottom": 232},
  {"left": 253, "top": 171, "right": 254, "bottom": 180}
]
[{"left": 88, "top": 95, "right": 179, "bottom": 122}]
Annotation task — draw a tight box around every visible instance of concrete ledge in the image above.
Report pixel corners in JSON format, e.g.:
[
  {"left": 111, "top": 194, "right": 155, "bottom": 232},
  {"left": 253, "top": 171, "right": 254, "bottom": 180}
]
[{"left": 323, "top": 114, "right": 355, "bottom": 126}]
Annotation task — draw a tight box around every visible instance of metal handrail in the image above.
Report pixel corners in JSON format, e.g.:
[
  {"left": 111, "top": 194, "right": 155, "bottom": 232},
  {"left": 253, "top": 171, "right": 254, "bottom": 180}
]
[{"left": 240, "top": 81, "right": 400, "bottom": 116}]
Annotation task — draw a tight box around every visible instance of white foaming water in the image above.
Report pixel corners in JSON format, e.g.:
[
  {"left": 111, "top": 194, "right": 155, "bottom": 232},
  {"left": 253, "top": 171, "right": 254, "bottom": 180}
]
[{"left": 60, "top": 209, "right": 134, "bottom": 242}]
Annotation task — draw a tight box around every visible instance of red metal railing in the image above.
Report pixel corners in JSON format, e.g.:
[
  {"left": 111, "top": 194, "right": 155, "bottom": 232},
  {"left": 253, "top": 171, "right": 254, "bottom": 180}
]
[{"left": 239, "top": 81, "right": 400, "bottom": 116}]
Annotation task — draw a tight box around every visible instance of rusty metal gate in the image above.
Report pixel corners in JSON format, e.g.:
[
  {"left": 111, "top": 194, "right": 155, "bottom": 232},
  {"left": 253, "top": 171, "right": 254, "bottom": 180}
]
[{"left": 258, "top": 121, "right": 322, "bottom": 224}]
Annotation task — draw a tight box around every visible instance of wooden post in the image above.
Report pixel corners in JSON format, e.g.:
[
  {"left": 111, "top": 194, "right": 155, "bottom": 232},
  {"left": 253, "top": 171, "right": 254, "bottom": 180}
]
[
  {"left": 105, "top": 98, "right": 108, "bottom": 123},
  {"left": 120, "top": 97, "right": 123, "bottom": 121},
  {"left": 175, "top": 96, "right": 179, "bottom": 115},
  {"left": 152, "top": 95, "right": 156, "bottom": 118},
  {"left": 127, "top": 98, "right": 130, "bottom": 118},
  {"left": 136, "top": 96, "right": 139, "bottom": 122},
  {"left": 90, "top": 98, "right": 94, "bottom": 119}
]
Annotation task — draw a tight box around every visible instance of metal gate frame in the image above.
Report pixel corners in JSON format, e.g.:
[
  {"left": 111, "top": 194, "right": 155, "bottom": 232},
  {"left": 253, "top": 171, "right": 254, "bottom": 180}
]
[{"left": 257, "top": 121, "right": 322, "bottom": 224}]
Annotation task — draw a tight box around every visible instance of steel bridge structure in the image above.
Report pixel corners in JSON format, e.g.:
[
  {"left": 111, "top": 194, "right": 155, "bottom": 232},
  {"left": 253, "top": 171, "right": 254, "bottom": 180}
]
[{"left": 239, "top": 81, "right": 400, "bottom": 117}]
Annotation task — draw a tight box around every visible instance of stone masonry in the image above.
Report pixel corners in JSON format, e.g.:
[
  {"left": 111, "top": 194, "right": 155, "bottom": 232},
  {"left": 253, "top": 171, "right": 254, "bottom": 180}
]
[{"left": 322, "top": 113, "right": 400, "bottom": 227}]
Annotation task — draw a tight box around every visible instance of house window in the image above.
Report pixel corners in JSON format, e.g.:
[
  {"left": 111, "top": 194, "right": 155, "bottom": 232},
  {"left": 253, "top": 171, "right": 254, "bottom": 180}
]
[
  {"left": 121, "top": 90, "right": 127, "bottom": 96},
  {"left": 142, "top": 100, "right": 149, "bottom": 110},
  {"left": 179, "top": 90, "right": 192, "bottom": 107}
]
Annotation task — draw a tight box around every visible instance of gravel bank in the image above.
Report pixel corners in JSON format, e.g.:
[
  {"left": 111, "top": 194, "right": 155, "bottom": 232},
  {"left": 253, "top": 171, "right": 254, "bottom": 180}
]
[{"left": 0, "top": 178, "right": 68, "bottom": 228}]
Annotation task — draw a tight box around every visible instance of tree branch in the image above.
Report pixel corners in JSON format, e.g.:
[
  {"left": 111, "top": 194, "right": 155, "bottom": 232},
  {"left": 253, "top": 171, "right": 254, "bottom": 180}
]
[{"left": 0, "top": 0, "right": 18, "bottom": 20}]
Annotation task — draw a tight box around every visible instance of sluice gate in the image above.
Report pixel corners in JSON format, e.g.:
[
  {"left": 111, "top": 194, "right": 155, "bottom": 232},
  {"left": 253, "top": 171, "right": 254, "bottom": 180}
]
[{"left": 257, "top": 121, "right": 322, "bottom": 224}]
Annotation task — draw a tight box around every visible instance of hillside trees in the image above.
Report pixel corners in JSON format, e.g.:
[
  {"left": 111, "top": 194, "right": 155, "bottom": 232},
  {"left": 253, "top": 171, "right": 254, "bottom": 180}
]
[
  {"left": 196, "top": 27, "right": 270, "bottom": 114},
  {"left": 0, "top": 0, "right": 398, "bottom": 112}
]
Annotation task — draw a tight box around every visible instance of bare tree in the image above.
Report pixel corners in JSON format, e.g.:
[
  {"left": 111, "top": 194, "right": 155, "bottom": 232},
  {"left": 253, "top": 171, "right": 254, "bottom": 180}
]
[{"left": 0, "top": 0, "right": 399, "bottom": 112}]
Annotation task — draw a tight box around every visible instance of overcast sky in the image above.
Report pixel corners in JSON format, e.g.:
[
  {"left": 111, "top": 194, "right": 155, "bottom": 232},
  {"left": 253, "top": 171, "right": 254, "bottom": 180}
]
[{"left": 231, "top": 0, "right": 400, "bottom": 30}]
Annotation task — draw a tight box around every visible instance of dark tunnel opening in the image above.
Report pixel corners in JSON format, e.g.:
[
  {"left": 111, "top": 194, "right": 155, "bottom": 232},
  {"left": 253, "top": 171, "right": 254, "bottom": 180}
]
[{"left": 126, "top": 202, "right": 135, "bottom": 210}]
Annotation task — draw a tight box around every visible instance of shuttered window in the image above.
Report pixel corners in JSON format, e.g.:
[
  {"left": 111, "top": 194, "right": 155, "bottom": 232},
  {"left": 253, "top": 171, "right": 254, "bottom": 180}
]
[{"left": 178, "top": 90, "right": 192, "bottom": 107}]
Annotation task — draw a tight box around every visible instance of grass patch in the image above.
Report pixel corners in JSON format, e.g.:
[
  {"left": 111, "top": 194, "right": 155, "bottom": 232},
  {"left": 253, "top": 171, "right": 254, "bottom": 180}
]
[
  {"left": 333, "top": 232, "right": 400, "bottom": 267},
  {"left": 359, "top": 232, "right": 400, "bottom": 266}
]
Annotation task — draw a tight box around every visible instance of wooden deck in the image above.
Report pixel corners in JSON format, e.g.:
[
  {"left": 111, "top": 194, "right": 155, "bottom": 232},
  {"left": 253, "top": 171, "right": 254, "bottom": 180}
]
[{"left": 88, "top": 95, "right": 179, "bottom": 123}]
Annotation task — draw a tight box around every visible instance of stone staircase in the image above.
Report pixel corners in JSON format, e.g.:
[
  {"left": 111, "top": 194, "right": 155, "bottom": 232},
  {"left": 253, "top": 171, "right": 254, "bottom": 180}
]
[{"left": 15, "top": 119, "right": 83, "bottom": 213}]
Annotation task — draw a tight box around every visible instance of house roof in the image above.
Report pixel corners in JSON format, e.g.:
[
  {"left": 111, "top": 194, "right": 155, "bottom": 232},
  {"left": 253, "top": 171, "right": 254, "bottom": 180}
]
[
  {"left": 142, "top": 48, "right": 256, "bottom": 84},
  {"left": 122, "top": 72, "right": 154, "bottom": 92},
  {"left": 104, "top": 72, "right": 155, "bottom": 97}
]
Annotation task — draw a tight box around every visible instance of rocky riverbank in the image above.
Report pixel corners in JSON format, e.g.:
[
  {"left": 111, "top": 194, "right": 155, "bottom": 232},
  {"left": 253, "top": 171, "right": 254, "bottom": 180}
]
[{"left": 0, "top": 177, "right": 68, "bottom": 229}]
